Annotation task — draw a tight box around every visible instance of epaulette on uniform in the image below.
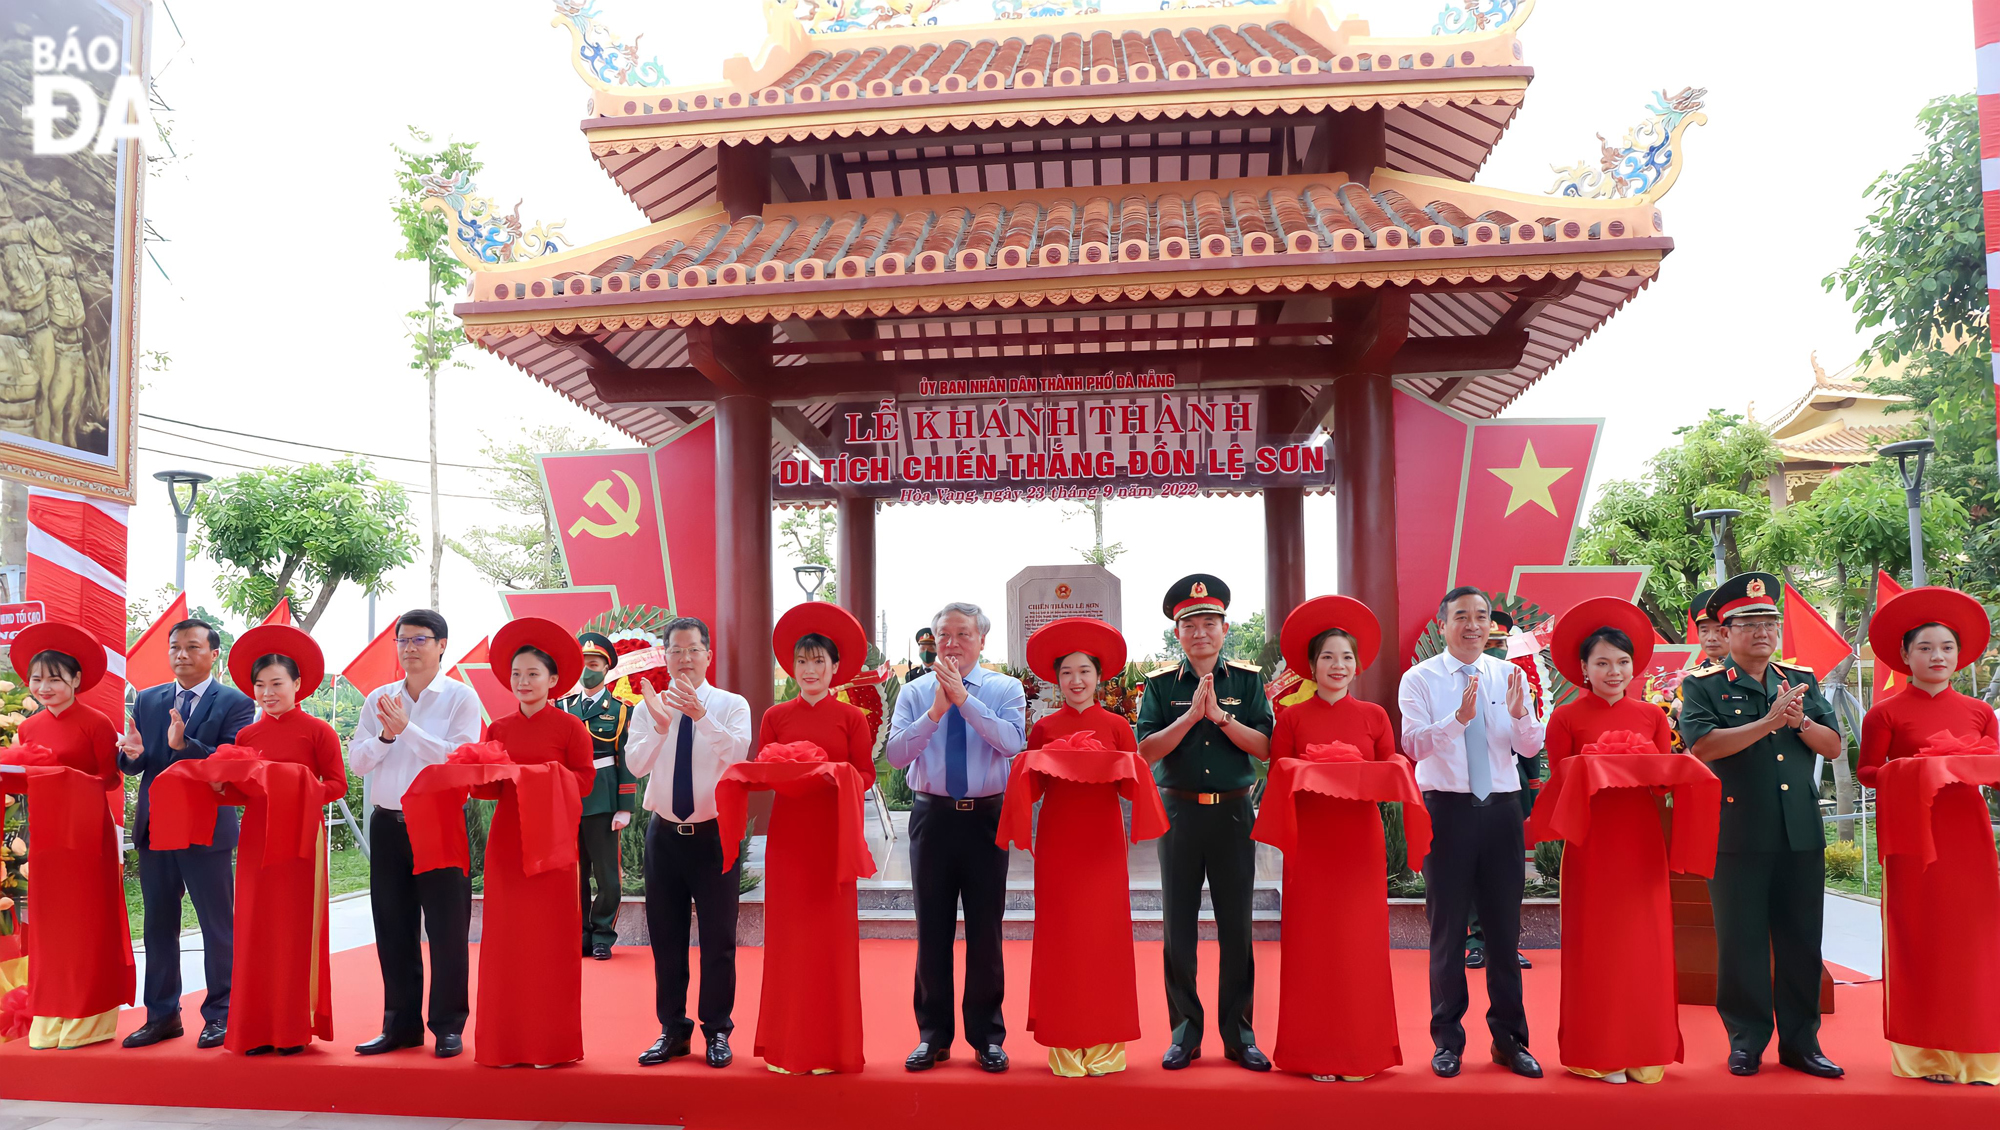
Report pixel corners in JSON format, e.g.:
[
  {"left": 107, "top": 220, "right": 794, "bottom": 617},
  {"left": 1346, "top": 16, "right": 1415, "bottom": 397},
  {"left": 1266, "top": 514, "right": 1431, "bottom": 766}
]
[
  {"left": 1225, "top": 658, "right": 1262, "bottom": 673},
  {"left": 1687, "top": 663, "right": 1731, "bottom": 680},
  {"left": 1772, "top": 659, "right": 1816, "bottom": 679},
  {"left": 1146, "top": 662, "right": 1181, "bottom": 678}
]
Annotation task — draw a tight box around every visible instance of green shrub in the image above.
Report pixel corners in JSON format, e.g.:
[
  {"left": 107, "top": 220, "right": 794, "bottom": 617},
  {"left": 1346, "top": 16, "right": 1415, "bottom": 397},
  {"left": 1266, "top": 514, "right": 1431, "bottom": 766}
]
[{"left": 1824, "top": 840, "right": 1864, "bottom": 882}]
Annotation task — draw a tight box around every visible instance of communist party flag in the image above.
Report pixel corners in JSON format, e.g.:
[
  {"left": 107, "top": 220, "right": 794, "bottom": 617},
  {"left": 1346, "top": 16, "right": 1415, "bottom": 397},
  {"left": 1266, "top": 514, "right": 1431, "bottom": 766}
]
[
  {"left": 341, "top": 623, "right": 403, "bottom": 696},
  {"left": 259, "top": 597, "right": 292, "bottom": 626},
  {"left": 1780, "top": 582, "right": 1852, "bottom": 678},
  {"left": 124, "top": 590, "right": 189, "bottom": 693},
  {"left": 1872, "top": 570, "right": 1908, "bottom": 703}
]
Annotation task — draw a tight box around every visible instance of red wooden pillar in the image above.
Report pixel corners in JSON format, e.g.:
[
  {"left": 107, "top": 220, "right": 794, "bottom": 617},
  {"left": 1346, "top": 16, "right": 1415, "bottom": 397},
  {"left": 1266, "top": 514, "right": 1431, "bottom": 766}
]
[
  {"left": 838, "top": 494, "right": 877, "bottom": 655},
  {"left": 1263, "top": 486, "right": 1306, "bottom": 646},
  {"left": 716, "top": 393, "right": 774, "bottom": 743},
  {"left": 1334, "top": 371, "right": 1399, "bottom": 724}
]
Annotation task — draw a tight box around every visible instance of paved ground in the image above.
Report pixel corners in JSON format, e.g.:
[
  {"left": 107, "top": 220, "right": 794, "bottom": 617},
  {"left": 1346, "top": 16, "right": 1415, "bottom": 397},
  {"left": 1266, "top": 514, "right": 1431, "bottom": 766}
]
[{"left": 0, "top": 1101, "right": 676, "bottom": 1130}]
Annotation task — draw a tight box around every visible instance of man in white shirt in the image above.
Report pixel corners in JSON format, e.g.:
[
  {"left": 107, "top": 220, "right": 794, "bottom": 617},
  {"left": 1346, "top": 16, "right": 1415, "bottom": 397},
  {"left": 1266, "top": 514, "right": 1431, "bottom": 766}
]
[
  {"left": 625, "top": 616, "right": 751, "bottom": 1070},
  {"left": 1398, "top": 586, "right": 1546, "bottom": 1081},
  {"left": 347, "top": 609, "right": 482, "bottom": 1059}
]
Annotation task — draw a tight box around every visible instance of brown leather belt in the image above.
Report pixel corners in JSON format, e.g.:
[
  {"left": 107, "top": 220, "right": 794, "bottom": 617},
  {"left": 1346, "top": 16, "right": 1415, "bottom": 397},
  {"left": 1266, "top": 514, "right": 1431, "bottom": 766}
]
[{"left": 1162, "top": 786, "right": 1252, "bottom": 805}]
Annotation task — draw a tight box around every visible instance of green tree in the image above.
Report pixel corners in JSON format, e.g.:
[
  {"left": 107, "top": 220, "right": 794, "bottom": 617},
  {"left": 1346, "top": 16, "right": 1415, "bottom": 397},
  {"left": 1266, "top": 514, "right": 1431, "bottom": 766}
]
[
  {"left": 1066, "top": 498, "right": 1125, "bottom": 565},
  {"left": 1826, "top": 92, "right": 1998, "bottom": 603},
  {"left": 392, "top": 127, "right": 482, "bottom": 608},
  {"left": 778, "top": 508, "right": 837, "bottom": 602},
  {"left": 1573, "top": 410, "right": 1792, "bottom": 640},
  {"left": 191, "top": 459, "right": 420, "bottom": 631},
  {"left": 449, "top": 424, "right": 605, "bottom": 589}
]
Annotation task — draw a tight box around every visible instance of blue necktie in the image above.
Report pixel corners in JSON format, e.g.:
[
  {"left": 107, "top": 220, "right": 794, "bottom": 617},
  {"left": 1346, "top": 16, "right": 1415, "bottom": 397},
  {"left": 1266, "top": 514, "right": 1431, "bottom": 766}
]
[
  {"left": 1462, "top": 665, "right": 1491, "bottom": 801},
  {"left": 671, "top": 714, "right": 695, "bottom": 820},
  {"left": 176, "top": 688, "right": 195, "bottom": 728},
  {"left": 945, "top": 705, "right": 968, "bottom": 800}
]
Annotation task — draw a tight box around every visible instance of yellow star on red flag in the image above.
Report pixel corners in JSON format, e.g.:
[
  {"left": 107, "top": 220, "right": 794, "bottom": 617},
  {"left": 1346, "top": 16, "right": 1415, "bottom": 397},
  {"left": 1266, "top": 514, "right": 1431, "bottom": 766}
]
[{"left": 1487, "top": 440, "right": 1574, "bottom": 517}]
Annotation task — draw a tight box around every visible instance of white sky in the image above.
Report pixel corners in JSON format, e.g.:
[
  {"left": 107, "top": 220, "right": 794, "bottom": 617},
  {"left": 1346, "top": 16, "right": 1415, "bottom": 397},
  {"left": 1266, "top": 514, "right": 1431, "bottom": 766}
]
[{"left": 122, "top": 0, "right": 1974, "bottom": 669}]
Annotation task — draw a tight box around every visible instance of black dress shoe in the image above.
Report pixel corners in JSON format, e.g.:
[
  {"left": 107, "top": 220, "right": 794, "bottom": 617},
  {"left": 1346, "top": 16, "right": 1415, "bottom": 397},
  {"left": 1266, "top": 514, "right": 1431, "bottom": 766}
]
[
  {"left": 197, "top": 1020, "right": 227, "bottom": 1049},
  {"left": 1779, "top": 1050, "right": 1844, "bottom": 1079},
  {"left": 638, "top": 1032, "right": 691, "bottom": 1066},
  {"left": 1517, "top": 953, "right": 1534, "bottom": 970},
  {"left": 1161, "top": 1043, "right": 1201, "bottom": 1070},
  {"left": 1728, "top": 1049, "right": 1760, "bottom": 1076},
  {"left": 977, "top": 1044, "right": 1009, "bottom": 1073},
  {"left": 1432, "top": 1048, "right": 1462, "bottom": 1077},
  {"left": 706, "top": 1033, "right": 732, "bottom": 1068},
  {"left": 355, "top": 1033, "right": 422, "bottom": 1056},
  {"left": 434, "top": 1033, "right": 463, "bottom": 1059},
  {"left": 1226, "top": 1045, "right": 1272, "bottom": 1072},
  {"left": 245, "top": 1045, "right": 275, "bottom": 1057},
  {"left": 592, "top": 943, "right": 612, "bottom": 961},
  {"left": 1464, "top": 947, "right": 1487, "bottom": 969},
  {"left": 905, "top": 1042, "right": 949, "bottom": 1071},
  {"left": 123, "top": 1017, "right": 184, "bottom": 1048},
  {"left": 1492, "top": 1042, "right": 1543, "bottom": 1078},
  {"left": 277, "top": 1046, "right": 304, "bottom": 1057}
]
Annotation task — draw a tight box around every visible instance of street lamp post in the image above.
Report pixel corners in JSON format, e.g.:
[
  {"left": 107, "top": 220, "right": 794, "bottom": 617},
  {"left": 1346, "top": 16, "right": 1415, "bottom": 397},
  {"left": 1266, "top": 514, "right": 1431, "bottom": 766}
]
[
  {"left": 153, "top": 470, "right": 212, "bottom": 592},
  {"left": 793, "top": 564, "right": 828, "bottom": 602},
  {"left": 1692, "top": 508, "right": 1743, "bottom": 587},
  {"left": 1879, "top": 438, "right": 1937, "bottom": 587}
]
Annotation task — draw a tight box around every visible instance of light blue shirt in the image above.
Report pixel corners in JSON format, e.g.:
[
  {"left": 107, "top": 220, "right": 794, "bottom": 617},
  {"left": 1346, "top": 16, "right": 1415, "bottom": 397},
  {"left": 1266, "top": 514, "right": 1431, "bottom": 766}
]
[{"left": 885, "top": 663, "right": 1027, "bottom": 798}]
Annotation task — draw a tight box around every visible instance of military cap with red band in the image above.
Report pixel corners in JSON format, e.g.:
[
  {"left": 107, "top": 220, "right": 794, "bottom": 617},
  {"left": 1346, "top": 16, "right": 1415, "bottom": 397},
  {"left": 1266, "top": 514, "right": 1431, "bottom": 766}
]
[
  {"left": 1706, "top": 572, "right": 1781, "bottom": 624},
  {"left": 1163, "top": 573, "right": 1230, "bottom": 621}
]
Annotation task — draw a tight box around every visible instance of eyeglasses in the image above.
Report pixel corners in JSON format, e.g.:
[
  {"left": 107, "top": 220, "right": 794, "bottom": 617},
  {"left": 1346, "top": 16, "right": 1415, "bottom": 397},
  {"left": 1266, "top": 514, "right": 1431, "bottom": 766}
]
[
  {"left": 1728, "top": 622, "right": 1783, "bottom": 636},
  {"left": 394, "top": 635, "right": 438, "bottom": 649},
  {"left": 666, "top": 646, "right": 708, "bottom": 659}
]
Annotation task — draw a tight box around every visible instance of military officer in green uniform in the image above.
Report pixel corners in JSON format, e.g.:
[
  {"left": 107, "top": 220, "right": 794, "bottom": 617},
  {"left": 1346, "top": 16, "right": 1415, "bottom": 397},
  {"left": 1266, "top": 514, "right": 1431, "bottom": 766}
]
[
  {"left": 1667, "top": 589, "right": 1725, "bottom": 754},
  {"left": 1677, "top": 573, "right": 1845, "bottom": 1079},
  {"left": 564, "top": 631, "right": 641, "bottom": 960},
  {"left": 1135, "top": 574, "right": 1274, "bottom": 1073}
]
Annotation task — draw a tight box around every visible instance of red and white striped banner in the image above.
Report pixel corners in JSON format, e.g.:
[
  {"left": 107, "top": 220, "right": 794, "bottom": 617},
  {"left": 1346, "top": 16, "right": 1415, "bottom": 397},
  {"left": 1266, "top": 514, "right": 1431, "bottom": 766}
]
[
  {"left": 1979, "top": 0, "right": 2000, "bottom": 458},
  {"left": 23, "top": 487, "right": 129, "bottom": 718}
]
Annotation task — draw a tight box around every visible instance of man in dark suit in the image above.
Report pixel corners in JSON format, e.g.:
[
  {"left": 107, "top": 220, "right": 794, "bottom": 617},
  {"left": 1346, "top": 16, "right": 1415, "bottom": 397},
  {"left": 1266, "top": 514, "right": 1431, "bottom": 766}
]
[{"left": 116, "top": 618, "right": 256, "bottom": 1049}]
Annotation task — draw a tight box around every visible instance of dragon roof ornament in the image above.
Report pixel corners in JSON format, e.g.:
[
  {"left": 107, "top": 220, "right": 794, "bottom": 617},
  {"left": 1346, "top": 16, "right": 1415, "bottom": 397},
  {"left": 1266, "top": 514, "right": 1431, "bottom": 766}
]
[
  {"left": 1433, "top": 0, "right": 1529, "bottom": 36},
  {"left": 1548, "top": 86, "right": 1707, "bottom": 204},
  {"left": 419, "top": 169, "right": 572, "bottom": 269},
  {"left": 553, "top": 0, "right": 672, "bottom": 89}
]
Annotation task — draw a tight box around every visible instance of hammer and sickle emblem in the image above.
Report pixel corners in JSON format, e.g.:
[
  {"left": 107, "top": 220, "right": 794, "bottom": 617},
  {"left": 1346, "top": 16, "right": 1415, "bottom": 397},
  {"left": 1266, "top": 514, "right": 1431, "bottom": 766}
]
[{"left": 567, "top": 470, "right": 642, "bottom": 539}]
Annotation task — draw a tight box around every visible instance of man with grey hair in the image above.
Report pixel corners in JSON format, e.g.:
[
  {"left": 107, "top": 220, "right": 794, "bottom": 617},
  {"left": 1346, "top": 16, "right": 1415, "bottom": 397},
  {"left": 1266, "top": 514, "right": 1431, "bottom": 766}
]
[{"left": 886, "top": 601, "right": 1027, "bottom": 1073}]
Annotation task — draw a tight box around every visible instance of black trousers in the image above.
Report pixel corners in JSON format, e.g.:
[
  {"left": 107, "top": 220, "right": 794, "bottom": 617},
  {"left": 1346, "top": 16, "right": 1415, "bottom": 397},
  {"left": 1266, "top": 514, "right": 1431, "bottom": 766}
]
[
  {"left": 643, "top": 814, "right": 739, "bottom": 1040},
  {"left": 1709, "top": 848, "right": 1825, "bottom": 1058},
  {"left": 137, "top": 845, "right": 234, "bottom": 1023},
  {"left": 1157, "top": 791, "right": 1258, "bottom": 1052},
  {"left": 909, "top": 792, "right": 1010, "bottom": 1049},
  {"left": 579, "top": 811, "right": 623, "bottom": 951},
  {"left": 1422, "top": 791, "right": 1528, "bottom": 1054},
  {"left": 369, "top": 808, "right": 471, "bottom": 1040}
]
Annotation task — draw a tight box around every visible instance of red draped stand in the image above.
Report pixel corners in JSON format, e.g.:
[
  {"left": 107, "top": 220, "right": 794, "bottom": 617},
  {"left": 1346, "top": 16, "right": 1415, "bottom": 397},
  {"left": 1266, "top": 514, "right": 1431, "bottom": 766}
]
[
  {"left": 0, "top": 758, "right": 133, "bottom": 1031},
  {"left": 1873, "top": 739, "right": 2000, "bottom": 1060},
  {"left": 1252, "top": 750, "right": 1430, "bottom": 1079},
  {"left": 1526, "top": 737, "right": 1719, "bottom": 1075},
  {"left": 403, "top": 754, "right": 584, "bottom": 1068},
  {"left": 997, "top": 734, "right": 1167, "bottom": 1057},
  {"left": 152, "top": 751, "right": 334, "bottom": 1051},
  {"left": 717, "top": 751, "right": 875, "bottom": 1074}
]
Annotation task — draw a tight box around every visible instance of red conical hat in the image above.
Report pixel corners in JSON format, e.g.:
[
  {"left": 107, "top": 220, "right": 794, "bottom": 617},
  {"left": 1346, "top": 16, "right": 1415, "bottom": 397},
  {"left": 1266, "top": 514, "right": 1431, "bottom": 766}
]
[
  {"left": 9, "top": 622, "right": 106, "bottom": 692},
  {"left": 1280, "top": 595, "right": 1381, "bottom": 678},
  {"left": 773, "top": 601, "right": 867, "bottom": 688},
  {"left": 1869, "top": 586, "right": 1990, "bottom": 676},
  {"left": 229, "top": 624, "right": 326, "bottom": 697},
  {"left": 491, "top": 617, "right": 586, "bottom": 693},
  {"left": 1026, "top": 617, "right": 1127, "bottom": 682},
  {"left": 1550, "top": 597, "right": 1656, "bottom": 688}
]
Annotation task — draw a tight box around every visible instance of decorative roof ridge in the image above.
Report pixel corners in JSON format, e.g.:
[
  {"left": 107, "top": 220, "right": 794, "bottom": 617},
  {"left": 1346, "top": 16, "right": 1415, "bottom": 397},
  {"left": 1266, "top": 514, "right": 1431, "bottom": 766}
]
[
  {"left": 468, "top": 201, "right": 729, "bottom": 284},
  {"left": 1548, "top": 86, "right": 1706, "bottom": 204},
  {"left": 421, "top": 169, "right": 575, "bottom": 269}
]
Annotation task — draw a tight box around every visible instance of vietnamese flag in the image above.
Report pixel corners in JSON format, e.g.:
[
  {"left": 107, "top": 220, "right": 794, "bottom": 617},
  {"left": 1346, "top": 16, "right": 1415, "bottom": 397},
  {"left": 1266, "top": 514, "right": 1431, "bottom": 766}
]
[
  {"left": 124, "top": 590, "right": 188, "bottom": 693},
  {"left": 1450, "top": 421, "right": 1602, "bottom": 605},
  {"left": 341, "top": 623, "right": 403, "bottom": 696},
  {"left": 1872, "top": 571, "right": 1908, "bottom": 703},
  {"left": 259, "top": 597, "right": 292, "bottom": 627},
  {"left": 1780, "top": 583, "right": 1852, "bottom": 679}
]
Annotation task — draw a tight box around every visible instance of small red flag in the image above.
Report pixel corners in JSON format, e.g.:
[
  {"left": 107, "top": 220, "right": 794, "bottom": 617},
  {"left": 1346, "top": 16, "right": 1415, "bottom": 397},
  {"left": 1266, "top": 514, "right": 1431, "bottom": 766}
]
[
  {"left": 1871, "top": 571, "right": 1909, "bottom": 704},
  {"left": 259, "top": 597, "right": 291, "bottom": 627},
  {"left": 1780, "top": 582, "right": 1853, "bottom": 679},
  {"left": 124, "top": 591, "right": 189, "bottom": 693},
  {"left": 340, "top": 623, "right": 403, "bottom": 696}
]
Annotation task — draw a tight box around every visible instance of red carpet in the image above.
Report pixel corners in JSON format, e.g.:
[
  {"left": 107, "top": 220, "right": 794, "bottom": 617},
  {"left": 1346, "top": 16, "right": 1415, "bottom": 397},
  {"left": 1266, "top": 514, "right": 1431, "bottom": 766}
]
[{"left": 1, "top": 942, "right": 1989, "bottom": 1128}]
